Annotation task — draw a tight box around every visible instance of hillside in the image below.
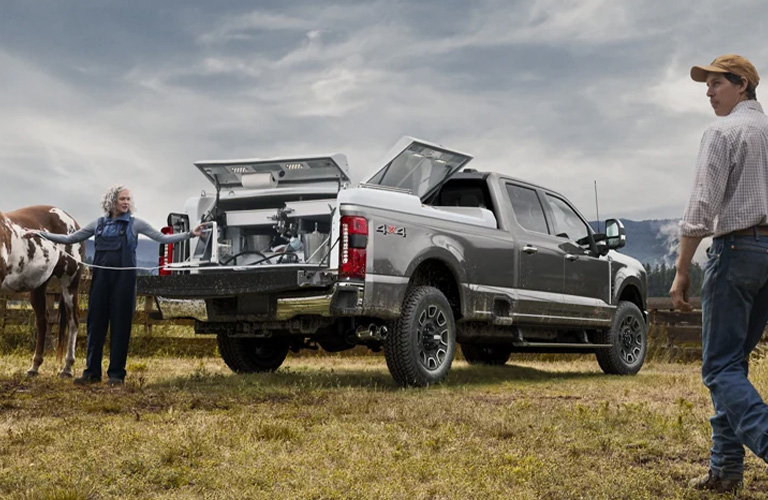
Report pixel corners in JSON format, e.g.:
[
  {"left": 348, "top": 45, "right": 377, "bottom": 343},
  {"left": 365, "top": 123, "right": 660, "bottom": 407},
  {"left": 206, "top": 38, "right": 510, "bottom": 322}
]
[{"left": 613, "top": 218, "right": 680, "bottom": 267}]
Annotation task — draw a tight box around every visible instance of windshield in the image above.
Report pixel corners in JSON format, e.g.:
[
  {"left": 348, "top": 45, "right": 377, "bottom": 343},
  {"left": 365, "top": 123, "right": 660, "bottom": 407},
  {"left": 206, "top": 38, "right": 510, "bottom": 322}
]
[{"left": 366, "top": 142, "right": 471, "bottom": 200}]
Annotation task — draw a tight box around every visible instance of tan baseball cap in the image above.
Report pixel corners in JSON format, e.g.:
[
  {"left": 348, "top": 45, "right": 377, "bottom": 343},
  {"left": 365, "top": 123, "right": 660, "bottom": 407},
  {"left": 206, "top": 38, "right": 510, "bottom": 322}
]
[{"left": 691, "top": 54, "right": 760, "bottom": 87}]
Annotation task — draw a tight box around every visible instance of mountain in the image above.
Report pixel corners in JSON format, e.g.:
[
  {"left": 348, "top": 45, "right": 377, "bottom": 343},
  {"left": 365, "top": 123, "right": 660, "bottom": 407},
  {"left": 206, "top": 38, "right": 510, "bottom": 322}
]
[
  {"left": 592, "top": 219, "right": 680, "bottom": 267},
  {"left": 614, "top": 218, "right": 680, "bottom": 267}
]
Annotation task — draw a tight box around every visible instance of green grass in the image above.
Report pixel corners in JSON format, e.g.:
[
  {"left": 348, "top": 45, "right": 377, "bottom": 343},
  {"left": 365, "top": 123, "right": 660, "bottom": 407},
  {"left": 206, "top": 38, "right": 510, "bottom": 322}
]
[{"left": 0, "top": 353, "right": 766, "bottom": 499}]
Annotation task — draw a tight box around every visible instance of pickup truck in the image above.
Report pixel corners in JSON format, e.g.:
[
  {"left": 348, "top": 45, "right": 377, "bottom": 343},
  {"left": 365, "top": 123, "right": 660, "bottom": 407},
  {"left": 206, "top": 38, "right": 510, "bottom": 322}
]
[{"left": 138, "top": 137, "right": 648, "bottom": 387}]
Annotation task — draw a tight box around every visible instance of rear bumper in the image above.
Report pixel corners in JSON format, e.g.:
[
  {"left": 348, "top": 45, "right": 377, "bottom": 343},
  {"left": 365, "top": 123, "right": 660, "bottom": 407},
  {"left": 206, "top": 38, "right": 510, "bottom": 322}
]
[{"left": 149, "top": 278, "right": 365, "bottom": 323}]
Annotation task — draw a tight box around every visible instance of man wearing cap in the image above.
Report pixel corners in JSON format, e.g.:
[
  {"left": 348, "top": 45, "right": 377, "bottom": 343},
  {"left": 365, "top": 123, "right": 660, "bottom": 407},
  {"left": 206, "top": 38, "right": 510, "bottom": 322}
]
[{"left": 670, "top": 54, "right": 768, "bottom": 493}]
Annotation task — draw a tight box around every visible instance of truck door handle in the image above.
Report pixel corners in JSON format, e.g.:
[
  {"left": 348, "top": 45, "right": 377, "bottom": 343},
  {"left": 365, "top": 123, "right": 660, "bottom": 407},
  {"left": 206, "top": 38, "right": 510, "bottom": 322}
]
[
  {"left": 522, "top": 245, "right": 538, "bottom": 255},
  {"left": 565, "top": 254, "right": 579, "bottom": 261}
]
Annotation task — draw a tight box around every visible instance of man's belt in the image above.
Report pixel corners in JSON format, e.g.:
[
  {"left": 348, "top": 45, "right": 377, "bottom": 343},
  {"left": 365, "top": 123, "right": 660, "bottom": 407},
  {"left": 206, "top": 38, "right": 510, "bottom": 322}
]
[{"left": 728, "top": 225, "right": 768, "bottom": 237}]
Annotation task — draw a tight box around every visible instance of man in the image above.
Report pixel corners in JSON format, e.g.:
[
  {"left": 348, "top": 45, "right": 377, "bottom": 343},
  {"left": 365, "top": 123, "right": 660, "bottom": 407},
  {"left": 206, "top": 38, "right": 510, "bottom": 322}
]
[{"left": 670, "top": 54, "right": 768, "bottom": 494}]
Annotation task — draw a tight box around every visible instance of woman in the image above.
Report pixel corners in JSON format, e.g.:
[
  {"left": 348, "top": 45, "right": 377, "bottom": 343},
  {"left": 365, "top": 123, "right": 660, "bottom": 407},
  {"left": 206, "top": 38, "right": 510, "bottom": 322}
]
[{"left": 25, "top": 185, "right": 202, "bottom": 386}]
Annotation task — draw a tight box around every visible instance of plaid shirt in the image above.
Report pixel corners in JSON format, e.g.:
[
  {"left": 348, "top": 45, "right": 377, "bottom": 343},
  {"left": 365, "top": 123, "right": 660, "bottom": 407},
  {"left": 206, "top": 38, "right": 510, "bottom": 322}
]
[{"left": 681, "top": 100, "right": 768, "bottom": 238}]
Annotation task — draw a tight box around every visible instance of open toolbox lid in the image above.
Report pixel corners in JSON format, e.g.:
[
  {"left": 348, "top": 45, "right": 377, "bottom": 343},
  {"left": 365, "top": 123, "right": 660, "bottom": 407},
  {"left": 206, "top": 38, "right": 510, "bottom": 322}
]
[
  {"left": 362, "top": 137, "right": 473, "bottom": 202},
  {"left": 194, "top": 153, "right": 350, "bottom": 190}
]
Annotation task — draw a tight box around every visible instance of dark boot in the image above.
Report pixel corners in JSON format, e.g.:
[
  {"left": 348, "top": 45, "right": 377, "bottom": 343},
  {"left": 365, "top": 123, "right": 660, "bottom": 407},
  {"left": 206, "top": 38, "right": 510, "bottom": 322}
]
[
  {"left": 689, "top": 469, "right": 742, "bottom": 493},
  {"left": 73, "top": 373, "right": 101, "bottom": 385}
]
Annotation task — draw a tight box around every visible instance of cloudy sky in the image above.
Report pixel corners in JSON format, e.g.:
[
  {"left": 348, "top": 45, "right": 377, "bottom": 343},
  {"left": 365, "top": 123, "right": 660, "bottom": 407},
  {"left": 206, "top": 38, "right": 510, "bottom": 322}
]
[{"left": 1, "top": 0, "right": 766, "bottom": 229}]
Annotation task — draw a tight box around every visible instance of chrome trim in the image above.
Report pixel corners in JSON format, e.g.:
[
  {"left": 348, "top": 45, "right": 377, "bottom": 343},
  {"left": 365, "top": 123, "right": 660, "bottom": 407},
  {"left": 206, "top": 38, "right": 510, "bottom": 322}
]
[
  {"left": 559, "top": 293, "right": 616, "bottom": 309},
  {"left": 365, "top": 274, "right": 409, "bottom": 285},
  {"left": 513, "top": 342, "right": 612, "bottom": 348},
  {"left": 337, "top": 281, "right": 364, "bottom": 288},
  {"left": 468, "top": 283, "right": 615, "bottom": 309},
  {"left": 512, "top": 313, "right": 612, "bottom": 324},
  {"left": 156, "top": 297, "right": 208, "bottom": 322},
  {"left": 275, "top": 294, "right": 334, "bottom": 320}
]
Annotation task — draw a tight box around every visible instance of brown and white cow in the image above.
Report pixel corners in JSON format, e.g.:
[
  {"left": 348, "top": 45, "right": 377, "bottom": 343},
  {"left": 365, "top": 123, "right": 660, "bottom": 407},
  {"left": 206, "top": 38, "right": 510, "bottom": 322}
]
[{"left": 0, "top": 205, "right": 83, "bottom": 377}]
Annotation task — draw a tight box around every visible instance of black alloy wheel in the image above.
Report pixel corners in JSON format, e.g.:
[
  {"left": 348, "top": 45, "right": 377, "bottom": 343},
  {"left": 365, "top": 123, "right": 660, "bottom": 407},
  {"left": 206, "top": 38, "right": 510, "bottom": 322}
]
[
  {"left": 384, "top": 286, "right": 456, "bottom": 387},
  {"left": 595, "top": 301, "right": 647, "bottom": 375}
]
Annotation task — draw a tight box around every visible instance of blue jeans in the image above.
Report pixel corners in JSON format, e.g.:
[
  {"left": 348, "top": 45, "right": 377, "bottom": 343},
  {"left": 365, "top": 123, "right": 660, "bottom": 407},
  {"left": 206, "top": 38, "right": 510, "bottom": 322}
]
[{"left": 702, "top": 234, "right": 768, "bottom": 479}]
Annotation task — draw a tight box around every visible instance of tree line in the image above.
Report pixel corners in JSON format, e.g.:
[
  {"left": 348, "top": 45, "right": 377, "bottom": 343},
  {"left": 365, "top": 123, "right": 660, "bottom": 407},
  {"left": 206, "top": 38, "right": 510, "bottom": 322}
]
[{"left": 644, "top": 262, "right": 704, "bottom": 298}]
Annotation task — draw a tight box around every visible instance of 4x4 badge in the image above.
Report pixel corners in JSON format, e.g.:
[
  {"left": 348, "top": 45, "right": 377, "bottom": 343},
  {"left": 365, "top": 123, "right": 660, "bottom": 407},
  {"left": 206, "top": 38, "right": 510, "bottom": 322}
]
[{"left": 376, "top": 224, "right": 407, "bottom": 238}]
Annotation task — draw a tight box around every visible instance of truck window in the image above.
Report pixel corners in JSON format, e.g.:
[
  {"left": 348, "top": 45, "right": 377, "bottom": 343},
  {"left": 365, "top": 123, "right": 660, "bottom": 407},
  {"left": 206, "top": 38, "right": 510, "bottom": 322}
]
[
  {"left": 436, "top": 185, "right": 487, "bottom": 208},
  {"left": 506, "top": 184, "right": 549, "bottom": 234},
  {"left": 546, "top": 194, "right": 589, "bottom": 242}
]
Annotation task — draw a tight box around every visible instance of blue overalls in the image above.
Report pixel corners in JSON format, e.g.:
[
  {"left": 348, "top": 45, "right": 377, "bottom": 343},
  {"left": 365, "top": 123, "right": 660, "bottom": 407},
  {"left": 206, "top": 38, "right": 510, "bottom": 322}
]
[{"left": 81, "top": 213, "right": 138, "bottom": 382}]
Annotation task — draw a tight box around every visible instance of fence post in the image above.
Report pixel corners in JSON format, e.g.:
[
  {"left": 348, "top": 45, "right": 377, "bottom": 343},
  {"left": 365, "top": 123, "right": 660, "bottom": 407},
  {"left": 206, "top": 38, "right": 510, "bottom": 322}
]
[
  {"left": 0, "top": 296, "right": 7, "bottom": 334},
  {"left": 144, "top": 295, "right": 153, "bottom": 336},
  {"left": 45, "top": 292, "right": 59, "bottom": 352}
]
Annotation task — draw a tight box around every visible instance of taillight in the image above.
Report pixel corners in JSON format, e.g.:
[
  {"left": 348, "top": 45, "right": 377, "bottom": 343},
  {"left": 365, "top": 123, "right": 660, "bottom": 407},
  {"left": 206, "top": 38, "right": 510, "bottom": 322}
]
[
  {"left": 339, "top": 216, "right": 368, "bottom": 279},
  {"left": 158, "top": 226, "right": 174, "bottom": 276}
]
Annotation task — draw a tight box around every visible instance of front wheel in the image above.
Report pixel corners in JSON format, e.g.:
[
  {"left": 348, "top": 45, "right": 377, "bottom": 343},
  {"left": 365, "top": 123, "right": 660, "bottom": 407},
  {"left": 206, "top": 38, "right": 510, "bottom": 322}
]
[
  {"left": 217, "top": 335, "right": 289, "bottom": 373},
  {"left": 384, "top": 286, "right": 456, "bottom": 387},
  {"left": 595, "top": 301, "right": 647, "bottom": 375}
]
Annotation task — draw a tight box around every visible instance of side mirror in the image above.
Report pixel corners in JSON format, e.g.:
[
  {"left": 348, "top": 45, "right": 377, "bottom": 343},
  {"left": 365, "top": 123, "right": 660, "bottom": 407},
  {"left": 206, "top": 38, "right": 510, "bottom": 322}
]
[{"left": 604, "top": 218, "right": 626, "bottom": 250}]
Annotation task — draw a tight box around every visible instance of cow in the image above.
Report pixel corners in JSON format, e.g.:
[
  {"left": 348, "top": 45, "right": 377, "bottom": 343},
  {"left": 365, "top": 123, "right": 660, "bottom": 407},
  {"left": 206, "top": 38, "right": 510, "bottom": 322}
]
[{"left": 0, "top": 205, "right": 83, "bottom": 377}]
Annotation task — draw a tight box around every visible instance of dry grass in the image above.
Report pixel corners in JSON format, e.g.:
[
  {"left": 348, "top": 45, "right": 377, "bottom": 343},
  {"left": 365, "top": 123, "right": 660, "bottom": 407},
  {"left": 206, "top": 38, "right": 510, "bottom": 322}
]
[{"left": 0, "top": 352, "right": 767, "bottom": 499}]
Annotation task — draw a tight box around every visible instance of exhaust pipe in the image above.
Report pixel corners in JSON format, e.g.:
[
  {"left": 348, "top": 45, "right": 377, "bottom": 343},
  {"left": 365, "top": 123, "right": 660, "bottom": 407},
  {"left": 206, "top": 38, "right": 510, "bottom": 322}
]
[{"left": 355, "top": 324, "right": 388, "bottom": 342}]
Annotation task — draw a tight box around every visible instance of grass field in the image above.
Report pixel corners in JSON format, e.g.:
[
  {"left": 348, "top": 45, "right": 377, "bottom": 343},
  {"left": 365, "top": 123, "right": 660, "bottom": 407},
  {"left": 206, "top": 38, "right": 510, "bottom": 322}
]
[{"left": 0, "top": 350, "right": 767, "bottom": 500}]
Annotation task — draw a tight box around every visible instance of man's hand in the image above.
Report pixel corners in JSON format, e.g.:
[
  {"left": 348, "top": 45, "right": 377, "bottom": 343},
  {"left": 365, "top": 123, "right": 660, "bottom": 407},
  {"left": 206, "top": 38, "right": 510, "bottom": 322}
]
[
  {"left": 670, "top": 272, "right": 693, "bottom": 312},
  {"left": 22, "top": 229, "right": 38, "bottom": 239},
  {"left": 670, "top": 235, "right": 703, "bottom": 312},
  {"left": 191, "top": 224, "right": 204, "bottom": 237}
]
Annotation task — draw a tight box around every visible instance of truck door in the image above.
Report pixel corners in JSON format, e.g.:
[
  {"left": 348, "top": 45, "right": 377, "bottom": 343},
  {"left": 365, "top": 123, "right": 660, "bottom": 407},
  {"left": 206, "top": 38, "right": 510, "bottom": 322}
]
[
  {"left": 544, "top": 194, "right": 613, "bottom": 324},
  {"left": 505, "top": 183, "right": 565, "bottom": 321}
]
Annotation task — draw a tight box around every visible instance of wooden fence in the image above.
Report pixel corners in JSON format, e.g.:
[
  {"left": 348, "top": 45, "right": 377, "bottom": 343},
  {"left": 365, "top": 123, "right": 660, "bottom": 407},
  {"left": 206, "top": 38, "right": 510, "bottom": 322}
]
[
  {"left": 645, "top": 297, "right": 704, "bottom": 360},
  {"left": 0, "top": 275, "right": 192, "bottom": 340},
  {"left": 2, "top": 280, "right": 707, "bottom": 346},
  {"left": 0, "top": 271, "right": 217, "bottom": 356},
  {"left": 647, "top": 297, "right": 703, "bottom": 341}
]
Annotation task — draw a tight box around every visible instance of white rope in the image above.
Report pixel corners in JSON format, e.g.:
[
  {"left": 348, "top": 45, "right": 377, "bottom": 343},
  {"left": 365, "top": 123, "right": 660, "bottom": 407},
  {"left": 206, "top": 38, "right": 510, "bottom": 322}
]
[
  {"left": 34, "top": 232, "right": 176, "bottom": 272},
  {"left": 84, "top": 262, "right": 166, "bottom": 272}
]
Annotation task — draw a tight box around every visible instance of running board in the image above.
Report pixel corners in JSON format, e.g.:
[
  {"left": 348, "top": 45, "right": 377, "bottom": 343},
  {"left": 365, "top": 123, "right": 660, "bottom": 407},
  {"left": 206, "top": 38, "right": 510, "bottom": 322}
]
[
  {"left": 513, "top": 342, "right": 612, "bottom": 349},
  {"left": 508, "top": 341, "right": 612, "bottom": 354}
]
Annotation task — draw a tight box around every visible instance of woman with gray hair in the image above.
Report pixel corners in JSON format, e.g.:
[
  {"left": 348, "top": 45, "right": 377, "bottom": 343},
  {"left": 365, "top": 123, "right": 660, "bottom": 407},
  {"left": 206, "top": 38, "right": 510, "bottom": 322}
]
[{"left": 25, "top": 185, "right": 202, "bottom": 386}]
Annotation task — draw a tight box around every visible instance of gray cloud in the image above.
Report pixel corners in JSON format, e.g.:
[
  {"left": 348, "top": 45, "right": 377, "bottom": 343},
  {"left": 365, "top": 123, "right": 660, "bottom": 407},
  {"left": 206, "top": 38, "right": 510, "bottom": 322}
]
[{"left": 1, "top": 0, "right": 767, "bottom": 231}]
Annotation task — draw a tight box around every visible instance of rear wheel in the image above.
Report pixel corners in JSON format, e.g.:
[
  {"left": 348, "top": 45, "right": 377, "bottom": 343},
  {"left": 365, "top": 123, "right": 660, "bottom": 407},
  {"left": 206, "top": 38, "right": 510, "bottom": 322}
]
[
  {"left": 595, "top": 301, "right": 646, "bottom": 375},
  {"left": 217, "top": 334, "right": 289, "bottom": 373},
  {"left": 384, "top": 286, "right": 456, "bottom": 387},
  {"left": 460, "top": 344, "right": 512, "bottom": 365}
]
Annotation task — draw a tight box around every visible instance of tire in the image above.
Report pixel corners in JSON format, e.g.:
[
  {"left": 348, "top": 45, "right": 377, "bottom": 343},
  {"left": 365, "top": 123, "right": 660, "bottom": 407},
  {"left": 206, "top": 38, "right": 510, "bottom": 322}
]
[
  {"left": 595, "top": 301, "right": 647, "bottom": 375},
  {"left": 384, "top": 286, "right": 456, "bottom": 387},
  {"left": 460, "top": 344, "right": 512, "bottom": 366},
  {"left": 217, "top": 334, "right": 289, "bottom": 373}
]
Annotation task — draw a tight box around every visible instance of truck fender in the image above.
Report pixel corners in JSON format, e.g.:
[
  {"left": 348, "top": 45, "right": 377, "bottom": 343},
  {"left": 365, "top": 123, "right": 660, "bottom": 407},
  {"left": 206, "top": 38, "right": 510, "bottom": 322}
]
[
  {"left": 402, "top": 238, "right": 467, "bottom": 316},
  {"left": 614, "top": 275, "right": 647, "bottom": 315},
  {"left": 404, "top": 245, "right": 467, "bottom": 284}
]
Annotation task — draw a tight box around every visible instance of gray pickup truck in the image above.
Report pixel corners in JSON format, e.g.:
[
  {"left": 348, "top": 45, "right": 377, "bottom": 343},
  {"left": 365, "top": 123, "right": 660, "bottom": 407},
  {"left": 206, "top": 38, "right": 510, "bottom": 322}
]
[{"left": 138, "top": 137, "right": 648, "bottom": 387}]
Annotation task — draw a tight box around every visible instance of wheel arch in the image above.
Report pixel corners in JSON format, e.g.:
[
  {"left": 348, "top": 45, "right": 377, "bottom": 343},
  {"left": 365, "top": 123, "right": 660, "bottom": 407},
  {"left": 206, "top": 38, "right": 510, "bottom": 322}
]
[
  {"left": 615, "top": 277, "right": 646, "bottom": 321},
  {"left": 407, "top": 257, "right": 463, "bottom": 321}
]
